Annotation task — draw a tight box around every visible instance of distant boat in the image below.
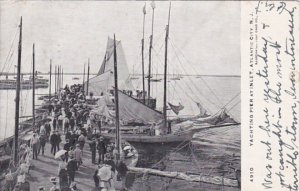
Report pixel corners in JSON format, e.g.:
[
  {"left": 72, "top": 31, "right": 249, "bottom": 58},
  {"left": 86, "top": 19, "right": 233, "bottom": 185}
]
[
  {"left": 72, "top": 77, "right": 80, "bottom": 80},
  {"left": 170, "top": 77, "right": 180, "bottom": 81},
  {"left": 150, "top": 78, "right": 162, "bottom": 82},
  {"left": 170, "top": 74, "right": 181, "bottom": 81},
  {"left": 0, "top": 76, "right": 48, "bottom": 90},
  {"left": 130, "top": 76, "right": 139, "bottom": 80}
]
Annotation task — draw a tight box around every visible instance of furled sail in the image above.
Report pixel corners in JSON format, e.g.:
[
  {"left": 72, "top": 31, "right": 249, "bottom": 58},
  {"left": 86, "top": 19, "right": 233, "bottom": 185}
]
[
  {"left": 194, "top": 108, "right": 237, "bottom": 125},
  {"left": 88, "top": 37, "right": 133, "bottom": 96},
  {"left": 118, "top": 91, "right": 163, "bottom": 124}
]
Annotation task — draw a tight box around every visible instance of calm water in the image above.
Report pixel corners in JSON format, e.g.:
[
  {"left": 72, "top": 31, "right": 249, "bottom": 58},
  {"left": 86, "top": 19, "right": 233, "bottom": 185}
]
[{"left": 0, "top": 75, "right": 240, "bottom": 191}]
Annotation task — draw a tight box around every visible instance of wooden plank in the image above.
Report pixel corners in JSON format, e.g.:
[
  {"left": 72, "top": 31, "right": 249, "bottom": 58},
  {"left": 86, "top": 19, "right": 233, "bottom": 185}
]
[{"left": 128, "top": 166, "right": 239, "bottom": 188}]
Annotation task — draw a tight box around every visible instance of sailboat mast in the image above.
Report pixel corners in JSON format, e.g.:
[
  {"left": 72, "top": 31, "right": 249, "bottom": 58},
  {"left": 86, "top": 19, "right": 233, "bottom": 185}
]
[
  {"left": 59, "top": 66, "right": 61, "bottom": 91},
  {"left": 163, "top": 2, "right": 171, "bottom": 128},
  {"left": 82, "top": 64, "right": 86, "bottom": 93},
  {"left": 58, "top": 66, "right": 60, "bottom": 97},
  {"left": 54, "top": 65, "right": 57, "bottom": 96},
  {"left": 86, "top": 59, "right": 90, "bottom": 96},
  {"left": 14, "top": 17, "right": 22, "bottom": 165},
  {"left": 113, "top": 34, "right": 120, "bottom": 159},
  {"left": 141, "top": 4, "right": 146, "bottom": 103},
  {"left": 61, "top": 68, "right": 64, "bottom": 88},
  {"left": 32, "top": 44, "right": 35, "bottom": 127},
  {"left": 148, "top": 1, "right": 155, "bottom": 103},
  {"left": 49, "top": 60, "right": 52, "bottom": 101}
]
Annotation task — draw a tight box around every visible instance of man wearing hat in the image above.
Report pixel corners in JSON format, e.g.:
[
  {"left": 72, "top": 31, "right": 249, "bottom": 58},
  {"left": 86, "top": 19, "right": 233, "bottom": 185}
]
[
  {"left": 77, "top": 133, "right": 85, "bottom": 151},
  {"left": 30, "top": 133, "right": 40, "bottom": 159},
  {"left": 74, "top": 144, "right": 82, "bottom": 168},
  {"left": 67, "top": 154, "right": 77, "bottom": 185},
  {"left": 89, "top": 138, "right": 97, "bottom": 164},
  {"left": 97, "top": 137, "right": 106, "bottom": 164},
  {"left": 50, "top": 131, "right": 59, "bottom": 155},
  {"left": 64, "top": 139, "right": 71, "bottom": 162}
]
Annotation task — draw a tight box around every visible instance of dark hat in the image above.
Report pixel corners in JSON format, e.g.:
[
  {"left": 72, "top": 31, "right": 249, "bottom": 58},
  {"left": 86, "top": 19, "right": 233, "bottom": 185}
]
[
  {"left": 50, "top": 177, "right": 57, "bottom": 183},
  {"left": 70, "top": 182, "right": 77, "bottom": 189}
]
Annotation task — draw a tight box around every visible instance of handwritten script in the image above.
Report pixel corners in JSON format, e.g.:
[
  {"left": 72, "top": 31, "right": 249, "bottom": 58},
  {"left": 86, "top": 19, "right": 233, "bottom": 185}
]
[{"left": 244, "top": 1, "right": 299, "bottom": 190}]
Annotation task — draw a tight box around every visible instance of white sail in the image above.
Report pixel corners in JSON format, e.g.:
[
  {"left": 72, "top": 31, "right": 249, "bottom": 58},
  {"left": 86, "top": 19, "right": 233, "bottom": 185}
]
[
  {"left": 118, "top": 91, "right": 163, "bottom": 124},
  {"left": 88, "top": 71, "right": 113, "bottom": 96},
  {"left": 88, "top": 37, "right": 133, "bottom": 96}
]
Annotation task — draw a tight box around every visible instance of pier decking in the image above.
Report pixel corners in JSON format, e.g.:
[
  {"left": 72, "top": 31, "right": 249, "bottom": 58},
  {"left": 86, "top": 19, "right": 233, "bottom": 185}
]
[{"left": 27, "top": 137, "right": 97, "bottom": 191}]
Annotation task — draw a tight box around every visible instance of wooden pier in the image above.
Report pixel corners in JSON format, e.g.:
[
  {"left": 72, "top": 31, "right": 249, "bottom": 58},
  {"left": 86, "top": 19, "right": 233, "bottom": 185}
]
[{"left": 27, "top": 138, "right": 97, "bottom": 191}]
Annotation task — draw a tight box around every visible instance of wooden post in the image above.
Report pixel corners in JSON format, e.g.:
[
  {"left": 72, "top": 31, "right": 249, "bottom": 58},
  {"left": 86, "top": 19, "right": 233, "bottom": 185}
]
[
  {"left": 87, "top": 59, "right": 90, "bottom": 96},
  {"left": 58, "top": 66, "right": 60, "bottom": 93},
  {"left": 54, "top": 65, "right": 57, "bottom": 96},
  {"left": 61, "top": 67, "right": 63, "bottom": 89},
  {"left": 32, "top": 44, "right": 35, "bottom": 127},
  {"left": 163, "top": 3, "right": 171, "bottom": 129},
  {"left": 141, "top": 4, "right": 146, "bottom": 103},
  {"left": 14, "top": 17, "right": 22, "bottom": 165},
  {"left": 113, "top": 34, "right": 120, "bottom": 159},
  {"left": 49, "top": 60, "right": 52, "bottom": 101},
  {"left": 82, "top": 63, "right": 86, "bottom": 93}
]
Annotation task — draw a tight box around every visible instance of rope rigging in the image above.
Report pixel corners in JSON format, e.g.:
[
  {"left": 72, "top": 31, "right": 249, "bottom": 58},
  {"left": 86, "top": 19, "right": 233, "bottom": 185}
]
[
  {"left": 168, "top": 38, "right": 222, "bottom": 109},
  {"left": 0, "top": 28, "right": 18, "bottom": 75},
  {"left": 132, "top": 29, "right": 165, "bottom": 78},
  {"left": 168, "top": 36, "right": 240, "bottom": 119},
  {"left": 153, "top": 48, "right": 215, "bottom": 115}
]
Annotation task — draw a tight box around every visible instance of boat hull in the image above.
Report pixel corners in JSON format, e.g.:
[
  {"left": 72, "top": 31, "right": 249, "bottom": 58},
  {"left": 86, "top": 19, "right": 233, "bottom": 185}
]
[{"left": 102, "top": 130, "right": 194, "bottom": 144}]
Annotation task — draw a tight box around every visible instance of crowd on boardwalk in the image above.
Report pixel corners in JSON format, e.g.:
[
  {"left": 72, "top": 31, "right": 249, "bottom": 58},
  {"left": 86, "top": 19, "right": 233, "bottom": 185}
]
[{"left": 3, "top": 84, "right": 133, "bottom": 191}]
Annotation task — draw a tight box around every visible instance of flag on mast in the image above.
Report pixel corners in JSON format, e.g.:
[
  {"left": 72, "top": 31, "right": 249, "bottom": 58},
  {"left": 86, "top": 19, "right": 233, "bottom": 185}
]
[
  {"left": 143, "top": 3, "right": 146, "bottom": 14},
  {"left": 168, "top": 102, "right": 184, "bottom": 115},
  {"left": 151, "top": 1, "right": 156, "bottom": 9}
]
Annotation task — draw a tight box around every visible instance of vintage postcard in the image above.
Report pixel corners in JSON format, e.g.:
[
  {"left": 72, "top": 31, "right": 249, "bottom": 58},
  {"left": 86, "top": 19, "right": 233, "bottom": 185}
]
[
  {"left": 0, "top": 1, "right": 298, "bottom": 191},
  {"left": 241, "top": 1, "right": 299, "bottom": 191}
]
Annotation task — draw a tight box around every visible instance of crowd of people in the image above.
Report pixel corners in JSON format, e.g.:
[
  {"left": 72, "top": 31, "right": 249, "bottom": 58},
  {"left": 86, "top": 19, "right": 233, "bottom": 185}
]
[{"left": 3, "top": 84, "right": 132, "bottom": 191}]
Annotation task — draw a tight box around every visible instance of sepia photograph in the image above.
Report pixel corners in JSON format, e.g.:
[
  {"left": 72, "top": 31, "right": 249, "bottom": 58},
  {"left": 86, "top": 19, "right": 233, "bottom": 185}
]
[{"left": 0, "top": 1, "right": 241, "bottom": 191}]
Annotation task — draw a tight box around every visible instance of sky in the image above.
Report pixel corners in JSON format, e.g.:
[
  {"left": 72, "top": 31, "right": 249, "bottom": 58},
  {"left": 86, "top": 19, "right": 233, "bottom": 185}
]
[{"left": 0, "top": 1, "right": 240, "bottom": 76}]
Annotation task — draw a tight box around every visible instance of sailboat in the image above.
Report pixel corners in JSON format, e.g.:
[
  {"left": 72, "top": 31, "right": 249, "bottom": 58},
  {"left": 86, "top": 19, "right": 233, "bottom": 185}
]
[
  {"left": 110, "top": 34, "right": 139, "bottom": 165},
  {"left": 89, "top": 3, "right": 239, "bottom": 145},
  {"left": 0, "top": 17, "right": 36, "bottom": 186},
  {"left": 87, "top": 4, "right": 196, "bottom": 145}
]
